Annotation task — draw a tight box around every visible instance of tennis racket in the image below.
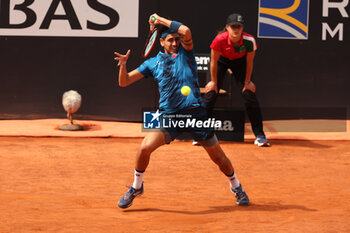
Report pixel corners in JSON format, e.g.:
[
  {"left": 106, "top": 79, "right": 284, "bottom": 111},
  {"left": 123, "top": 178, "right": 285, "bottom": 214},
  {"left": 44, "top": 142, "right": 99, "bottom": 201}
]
[{"left": 142, "top": 16, "right": 159, "bottom": 58}]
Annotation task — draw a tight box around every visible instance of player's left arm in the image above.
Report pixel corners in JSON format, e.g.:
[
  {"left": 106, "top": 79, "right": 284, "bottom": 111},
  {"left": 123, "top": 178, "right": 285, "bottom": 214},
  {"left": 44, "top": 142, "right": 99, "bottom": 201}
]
[
  {"left": 150, "top": 14, "right": 193, "bottom": 51},
  {"left": 242, "top": 51, "right": 256, "bottom": 93},
  {"left": 114, "top": 50, "right": 144, "bottom": 87}
]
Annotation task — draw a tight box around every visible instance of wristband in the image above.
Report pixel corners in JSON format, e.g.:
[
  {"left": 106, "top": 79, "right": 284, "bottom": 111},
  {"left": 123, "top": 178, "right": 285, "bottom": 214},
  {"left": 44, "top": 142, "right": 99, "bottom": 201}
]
[{"left": 170, "top": 20, "right": 182, "bottom": 32}]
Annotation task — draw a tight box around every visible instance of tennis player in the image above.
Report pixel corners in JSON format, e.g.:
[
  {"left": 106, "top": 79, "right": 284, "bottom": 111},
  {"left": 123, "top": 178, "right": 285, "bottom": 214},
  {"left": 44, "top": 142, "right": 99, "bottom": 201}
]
[{"left": 114, "top": 14, "right": 249, "bottom": 208}]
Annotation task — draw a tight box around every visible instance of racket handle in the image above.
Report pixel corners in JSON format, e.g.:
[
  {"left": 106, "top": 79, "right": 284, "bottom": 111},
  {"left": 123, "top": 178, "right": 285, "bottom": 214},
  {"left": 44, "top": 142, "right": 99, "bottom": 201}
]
[{"left": 151, "top": 16, "right": 156, "bottom": 22}]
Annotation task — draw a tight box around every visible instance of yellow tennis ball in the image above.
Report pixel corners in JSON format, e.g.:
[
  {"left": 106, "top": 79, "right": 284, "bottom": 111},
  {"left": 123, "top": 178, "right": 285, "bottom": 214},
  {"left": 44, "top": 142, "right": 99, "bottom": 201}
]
[{"left": 181, "top": 86, "right": 191, "bottom": 96}]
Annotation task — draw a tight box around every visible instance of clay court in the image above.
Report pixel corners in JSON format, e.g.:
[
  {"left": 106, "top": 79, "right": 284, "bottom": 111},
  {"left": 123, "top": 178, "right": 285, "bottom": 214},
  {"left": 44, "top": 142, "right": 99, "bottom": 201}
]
[
  {"left": 1, "top": 0, "right": 348, "bottom": 232},
  {"left": 1, "top": 120, "right": 349, "bottom": 233}
]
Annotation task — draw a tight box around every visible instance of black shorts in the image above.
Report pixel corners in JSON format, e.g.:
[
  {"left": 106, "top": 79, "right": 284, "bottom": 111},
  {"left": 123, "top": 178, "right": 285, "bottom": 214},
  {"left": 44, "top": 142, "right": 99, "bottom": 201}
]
[{"left": 160, "top": 107, "right": 216, "bottom": 145}]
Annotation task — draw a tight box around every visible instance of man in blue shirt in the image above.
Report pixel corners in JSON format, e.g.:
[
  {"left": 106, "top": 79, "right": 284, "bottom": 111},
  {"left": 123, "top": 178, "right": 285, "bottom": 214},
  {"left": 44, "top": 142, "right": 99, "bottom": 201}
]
[{"left": 114, "top": 14, "right": 249, "bottom": 208}]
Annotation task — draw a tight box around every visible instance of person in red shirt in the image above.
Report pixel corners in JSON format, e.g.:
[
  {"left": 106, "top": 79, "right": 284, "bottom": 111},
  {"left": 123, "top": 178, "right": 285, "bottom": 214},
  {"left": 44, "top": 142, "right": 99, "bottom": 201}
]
[{"left": 201, "top": 13, "right": 270, "bottom": 147}]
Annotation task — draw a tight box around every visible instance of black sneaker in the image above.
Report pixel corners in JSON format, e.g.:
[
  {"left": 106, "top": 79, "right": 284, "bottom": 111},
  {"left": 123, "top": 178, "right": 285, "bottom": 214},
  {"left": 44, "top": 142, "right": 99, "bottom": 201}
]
[
  {"left": 118, "top": 182, "right": 144, "bottom": 209},
  {"left": 231, "top": 184, "right": 250, "bottom": 205}
]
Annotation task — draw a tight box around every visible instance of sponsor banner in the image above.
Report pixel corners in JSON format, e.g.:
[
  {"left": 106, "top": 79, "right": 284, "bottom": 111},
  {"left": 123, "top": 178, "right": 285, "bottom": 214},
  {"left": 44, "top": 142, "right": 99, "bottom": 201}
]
[
  {"left": 0, "top": 0, "right": 138, "bottom": 37},
  {"left": 258, "top": 0, "right": 310, "bottom": 39},
  {"left": 195, "top": 54, "right": 210, "bottom": 72},
  {"left": 195, "top": 53, "right": 211, "bottom": 87},
  {"left": 212, "top": 108, "right": 245, "bottom": 142}
]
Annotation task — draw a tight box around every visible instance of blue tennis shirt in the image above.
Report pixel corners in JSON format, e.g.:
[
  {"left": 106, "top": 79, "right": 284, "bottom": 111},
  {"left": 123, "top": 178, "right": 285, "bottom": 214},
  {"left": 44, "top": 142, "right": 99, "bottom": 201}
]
[{"left": 137, "top": 45, "right": 204, "bottom": 114}]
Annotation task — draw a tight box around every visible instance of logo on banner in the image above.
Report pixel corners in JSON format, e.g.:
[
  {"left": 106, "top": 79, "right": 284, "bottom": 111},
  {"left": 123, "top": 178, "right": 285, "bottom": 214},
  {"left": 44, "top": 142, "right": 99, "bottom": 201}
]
[
  {"left": 195, "top": 54, "right": 210, "bottom": 72},
  {"left": 0, "top": 0, "right": 139, "bottom": 37},
  {"left": 258, "top": 0, "right": 309, "bottom": 39}
]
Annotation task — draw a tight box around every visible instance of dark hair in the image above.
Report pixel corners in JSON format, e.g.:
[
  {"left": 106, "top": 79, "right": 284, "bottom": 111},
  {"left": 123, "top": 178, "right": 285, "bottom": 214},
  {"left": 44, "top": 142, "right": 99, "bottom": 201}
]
[
  {"left": 157, "top": 24, "right": 169, "bottom": 35},
  {"left": 217, "top": 27, "right": 227, "bottom": 35}
]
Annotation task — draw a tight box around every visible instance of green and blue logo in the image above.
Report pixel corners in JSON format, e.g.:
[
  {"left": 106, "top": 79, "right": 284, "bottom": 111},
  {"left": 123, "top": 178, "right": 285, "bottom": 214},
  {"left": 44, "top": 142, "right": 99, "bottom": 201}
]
[{"left": 258, "top": 0, "right": 310, "bottom": 39}]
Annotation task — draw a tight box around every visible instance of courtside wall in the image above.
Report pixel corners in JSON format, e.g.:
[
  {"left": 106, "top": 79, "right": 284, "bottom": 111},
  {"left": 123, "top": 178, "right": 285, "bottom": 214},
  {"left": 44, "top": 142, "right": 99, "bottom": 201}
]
[{"left": 0, "top": 0, "right": 348, "bottom": 121}]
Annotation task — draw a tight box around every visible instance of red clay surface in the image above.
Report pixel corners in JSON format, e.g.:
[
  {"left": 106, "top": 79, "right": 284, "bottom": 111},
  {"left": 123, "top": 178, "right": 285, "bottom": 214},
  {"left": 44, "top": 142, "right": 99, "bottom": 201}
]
[{"left": 1, "top": 137, "right": 350, "bottom": 232}]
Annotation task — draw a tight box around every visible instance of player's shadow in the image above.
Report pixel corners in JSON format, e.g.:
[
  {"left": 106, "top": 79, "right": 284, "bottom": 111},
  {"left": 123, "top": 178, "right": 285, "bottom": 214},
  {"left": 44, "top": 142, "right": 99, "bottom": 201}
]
[
  {"left": 268, "top": 139, "right": 332, "bottom": 149},
  {"left": 123, "top": 203, "right": 317, "bottom": 215},
  {"left": 219, "top": 139, "right": 333, "bottom": 149}
]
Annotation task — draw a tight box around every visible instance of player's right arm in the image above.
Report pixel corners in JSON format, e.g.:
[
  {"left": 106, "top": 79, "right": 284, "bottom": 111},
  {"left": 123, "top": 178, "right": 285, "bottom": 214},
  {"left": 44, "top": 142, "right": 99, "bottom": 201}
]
[{"left": 114, "top": 50, "right": 144, "bottom": 87}]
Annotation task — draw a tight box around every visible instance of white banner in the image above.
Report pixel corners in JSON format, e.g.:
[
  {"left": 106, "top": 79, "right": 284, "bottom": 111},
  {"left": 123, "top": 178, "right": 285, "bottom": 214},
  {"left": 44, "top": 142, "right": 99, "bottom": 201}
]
[{"left": 0, "top": 0, "right": 139, "bottom": 37}]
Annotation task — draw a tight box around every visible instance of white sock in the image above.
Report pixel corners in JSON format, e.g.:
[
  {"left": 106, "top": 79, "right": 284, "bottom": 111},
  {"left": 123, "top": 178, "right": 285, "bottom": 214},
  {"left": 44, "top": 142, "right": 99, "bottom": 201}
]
[
  {"left": 227, "top": 172, "right": 240, "bottom": 190},
  {"left": 132, "top": 169, "right": 144, "bottom": 190}
]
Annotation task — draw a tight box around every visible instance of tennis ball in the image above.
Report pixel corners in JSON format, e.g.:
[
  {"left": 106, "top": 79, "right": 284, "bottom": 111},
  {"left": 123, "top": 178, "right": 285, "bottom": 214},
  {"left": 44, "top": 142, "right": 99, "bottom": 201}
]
[{"left": 181, "top": 86, "right": 191, "bottom": 96}]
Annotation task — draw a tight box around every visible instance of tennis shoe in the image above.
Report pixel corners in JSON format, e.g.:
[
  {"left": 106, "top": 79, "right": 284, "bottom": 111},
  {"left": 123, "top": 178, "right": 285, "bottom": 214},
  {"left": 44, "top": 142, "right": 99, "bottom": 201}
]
[
  {"left": 118, "top": 182, "right": 144, "bottom": 209},
  {"left": 254, "top": 135, "right": 270, "bottom": 147},
  {"left": 231, "top": 184, "right": 250, "bottom": 205}
]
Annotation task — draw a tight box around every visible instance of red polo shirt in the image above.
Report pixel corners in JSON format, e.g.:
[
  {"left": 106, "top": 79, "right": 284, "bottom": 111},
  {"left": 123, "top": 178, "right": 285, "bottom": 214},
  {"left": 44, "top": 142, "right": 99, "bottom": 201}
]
[{"left": 210, "top": 31, "right": 257, "bottom": 60}]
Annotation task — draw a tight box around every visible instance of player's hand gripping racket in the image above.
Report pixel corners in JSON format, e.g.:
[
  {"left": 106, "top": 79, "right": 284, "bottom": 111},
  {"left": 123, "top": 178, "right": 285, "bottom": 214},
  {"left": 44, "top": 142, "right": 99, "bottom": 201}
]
[{"left": 142, "top": 16, "right": 159, "bottom": 58}]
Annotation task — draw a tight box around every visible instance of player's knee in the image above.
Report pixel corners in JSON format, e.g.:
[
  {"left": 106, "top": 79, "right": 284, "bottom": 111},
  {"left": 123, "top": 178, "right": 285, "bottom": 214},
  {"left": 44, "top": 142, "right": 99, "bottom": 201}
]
[{"left": 138, "top": 144, "right": 153, "bottom": 156}]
